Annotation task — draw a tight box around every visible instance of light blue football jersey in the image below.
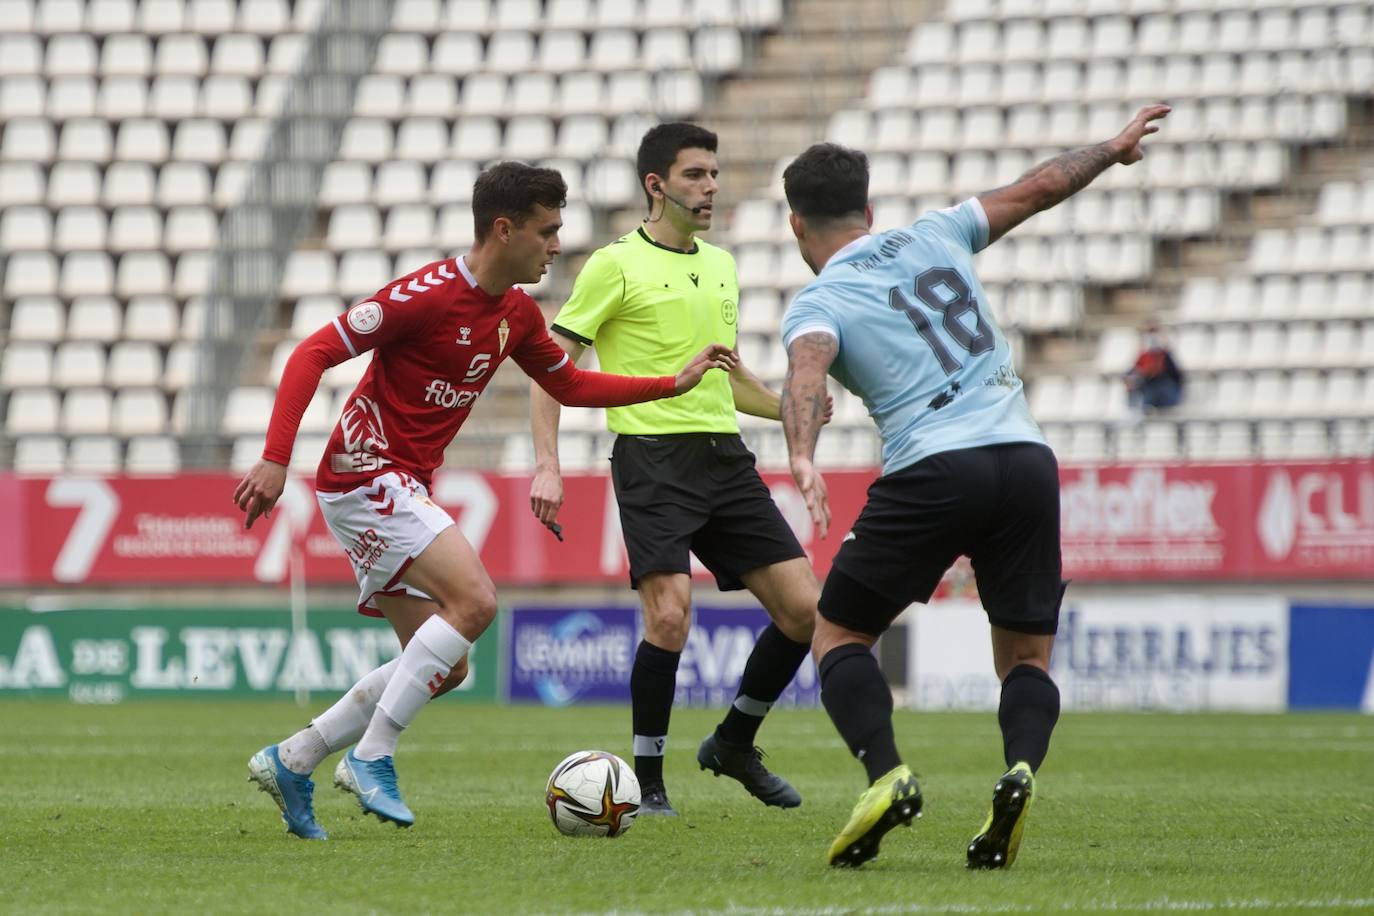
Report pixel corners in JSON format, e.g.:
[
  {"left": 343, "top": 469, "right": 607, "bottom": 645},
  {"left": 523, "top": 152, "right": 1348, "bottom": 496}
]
[{"left": 781, "top": 198, "right": 1045, "bottom": 476}]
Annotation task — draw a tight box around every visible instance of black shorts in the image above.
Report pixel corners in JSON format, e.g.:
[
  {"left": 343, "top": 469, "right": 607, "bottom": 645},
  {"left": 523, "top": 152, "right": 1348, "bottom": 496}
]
[
  {"left": 820, "top": 442, "right": 1066, "bottom": 637},
  {"left": 610, "top": 433, "right": 806, "bottom": 590}
]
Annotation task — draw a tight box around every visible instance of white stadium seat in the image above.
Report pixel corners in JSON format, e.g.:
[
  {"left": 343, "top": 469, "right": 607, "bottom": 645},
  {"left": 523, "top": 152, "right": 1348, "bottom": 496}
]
[
  {"left": 126, "top": 435, "right": 181, "bottom": 472},
  {"left": 13, "top": 436, "right": 67, "bottom": 473},
  {"left": 1, "top": 342, "right": 55, "bottom": 388}
]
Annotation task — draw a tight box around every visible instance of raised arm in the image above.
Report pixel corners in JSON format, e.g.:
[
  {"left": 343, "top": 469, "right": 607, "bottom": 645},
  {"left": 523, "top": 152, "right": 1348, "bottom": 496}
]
[
  {"left": 782, "top": 331, "right": 839, "bottom": 537},
  {"left": 978, "top": 103, "right": 1171, "bottom": 245},
  {"left": 528, "top": 329, "right": 586, "bottom": 530}
]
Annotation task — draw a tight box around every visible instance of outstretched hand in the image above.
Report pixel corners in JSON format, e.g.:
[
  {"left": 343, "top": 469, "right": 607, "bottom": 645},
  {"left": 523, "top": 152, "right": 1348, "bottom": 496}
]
[
  {"left": 791, "top": 457, "right": 831, "bottom": 539},
  {"left": 674, "top": 343, "right": 738, "bottom": 395},
  {"left": 1110, "top": 103, "right": 1171, "bottom": 165},
  {"left": 233, "top": 459, "right": 287, "bottom": 529}
]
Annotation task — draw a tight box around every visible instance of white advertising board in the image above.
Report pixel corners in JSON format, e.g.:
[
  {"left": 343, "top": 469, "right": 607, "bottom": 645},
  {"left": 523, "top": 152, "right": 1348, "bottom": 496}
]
[{"left": 908, "top": 595, "right": 1288, "bottom": 712}]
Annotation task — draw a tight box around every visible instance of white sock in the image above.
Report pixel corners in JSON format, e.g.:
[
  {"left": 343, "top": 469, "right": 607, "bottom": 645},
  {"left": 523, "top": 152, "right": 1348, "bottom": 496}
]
[
  {"left": 278, "top": 725, "right": 330, "bottom": 775},
  {"left": 277, "top": 659, "right": 400, "bottom": 774},
  {"left": 354, "top": 616, "right": 471, "bottom": 761}
]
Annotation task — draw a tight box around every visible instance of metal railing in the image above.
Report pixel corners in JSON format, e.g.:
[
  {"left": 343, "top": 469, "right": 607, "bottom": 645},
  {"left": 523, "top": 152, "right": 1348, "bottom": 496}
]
[{"left": 180, "top": 0, "right": 396, "bottom": 467}]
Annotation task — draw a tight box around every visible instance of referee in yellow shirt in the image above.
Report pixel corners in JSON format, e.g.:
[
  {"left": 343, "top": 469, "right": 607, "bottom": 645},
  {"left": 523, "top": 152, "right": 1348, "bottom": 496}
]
[{"left": 530, "top": 122, "right": 823, "bottom": 815}]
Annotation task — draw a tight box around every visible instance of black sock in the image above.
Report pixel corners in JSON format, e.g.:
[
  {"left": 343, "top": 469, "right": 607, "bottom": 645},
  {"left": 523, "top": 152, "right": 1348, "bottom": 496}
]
[
  {"left": 631, "top": 640, "right": 680, "bottom": 787},
  {"left": 819, "top": 643, "right": 902, "bottom": 785},
  {"left": 998, "top": 664, "right": 1060, "bottom": 772},
  {"left": 716, "top": 623, "right": 811, "bottom": 747}
]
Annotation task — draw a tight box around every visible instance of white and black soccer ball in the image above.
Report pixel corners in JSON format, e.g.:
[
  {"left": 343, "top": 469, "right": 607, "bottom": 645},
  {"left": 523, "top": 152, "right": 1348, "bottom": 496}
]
[{"left": 545, "top": 750, "right": 641, "bottom": 838}]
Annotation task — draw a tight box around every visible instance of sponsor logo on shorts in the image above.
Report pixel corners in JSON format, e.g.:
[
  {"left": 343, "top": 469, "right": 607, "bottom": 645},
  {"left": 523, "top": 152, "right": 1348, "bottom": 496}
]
[
  {"left": 347, "top": 301, "right": 383, "bottom": 335},
  {"left": 348, "top": 527, "right": 389, "bottom": 574},
  {"left": 424, "top": 379, "right": 481, "bottom": 410}
]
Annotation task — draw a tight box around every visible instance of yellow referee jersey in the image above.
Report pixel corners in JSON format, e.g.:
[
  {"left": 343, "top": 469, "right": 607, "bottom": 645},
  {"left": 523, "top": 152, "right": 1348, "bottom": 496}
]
[{"left": 552, "top": 227, "right": 740, "bottom": 435}]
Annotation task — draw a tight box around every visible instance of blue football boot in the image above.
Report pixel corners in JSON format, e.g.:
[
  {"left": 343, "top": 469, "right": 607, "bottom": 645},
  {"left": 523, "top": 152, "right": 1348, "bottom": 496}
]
[
  {"left": 247, "top": 744, "right": 327, "bottom": 840},
  {"left": 334, "top": 750, "right": 415, "bottom": 827}
]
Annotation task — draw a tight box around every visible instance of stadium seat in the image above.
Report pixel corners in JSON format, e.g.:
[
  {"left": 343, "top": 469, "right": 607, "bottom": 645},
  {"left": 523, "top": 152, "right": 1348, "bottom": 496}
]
[
  {"left": 229, "top": 434, "right": 265, "bottom": 472},
  {"left": 280, "top": 251, "right": 335, "bottom": 299},
  {"left": 338, "top": 119, "right": 393, "bottom": 163},
  {"left": 353, "top": 75, "right": 404, "bottom": 118},
  {"left": 430, "top": 32, "right": 483, "bottom": 75},
  {"left": 106, "top": 341, "right": 162, "bottom": 388},
  {"left": 504, "top": 116, "right": 555, "bottom": 160},
  {"left": 122, "top": 296, "right": 177, "bottom": 343},
  {"left": 375, "top": 33, "right": 428, "bottom": 77},
  {"left": 0, "top": 37, "right": 42, "bottom": 79},
  {"left": 487, "top": 31, "right": 536, "bottom": 74},
  {"left": 403, "top": 74, "right": 456, "bottom": 118},
  {"left": 60, "top": 386, "right": 113, "bottom": 434},
  {"left": 223, "top": 387, "right": 273, "bottom": 435},
  {"left": 111, "top": 388, "right": 168, "bottom": 435},
  {"left": 125, "top": 435, "right": 181, "bottom": 472},
  {"left": 451, "top": 117, "right": 502, "bottom": 161},
  {"left": 0, "top": 342, "right": 55, "bottom": 388},
  {"left": 382, "top": 205, "right": 436, "bottom": 252},
  {"left": 52, "top": 340, "right": 106, "bottom": 388},
  {"left": 589, "top": 29, "right": 638, "bottom": 71},
  {"left": 396, "top": 117, "right": 449, "bottom": 163},
  {"left": 336, "top": 250, "right": 391, "bottom": 297},
  {"left": 429, "top": 159, "right": 477, "bottom": 204},
  {"left": 164, "top": 341, "right": 195, "bottom": 388},
  {"left": 13, "top": 435, "right": 67, "bottom": 473}
]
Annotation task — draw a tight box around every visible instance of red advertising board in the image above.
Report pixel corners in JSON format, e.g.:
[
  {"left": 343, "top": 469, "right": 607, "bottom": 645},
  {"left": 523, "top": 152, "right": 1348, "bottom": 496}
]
[
  {"left": 8, "top": 461, "right": 1372, "bottom": 586},
  {"left": 13, "top": 470, "right": 873, "bottom": 587},
  {"left": 1059, "top": 462, "right": 1374, "bottom": 580}
]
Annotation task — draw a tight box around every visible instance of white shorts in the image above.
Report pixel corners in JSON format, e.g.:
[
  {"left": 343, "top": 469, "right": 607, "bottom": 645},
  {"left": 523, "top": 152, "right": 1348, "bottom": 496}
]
[{"left": 317, "top": 471, "right": 456, "bottom": 616}]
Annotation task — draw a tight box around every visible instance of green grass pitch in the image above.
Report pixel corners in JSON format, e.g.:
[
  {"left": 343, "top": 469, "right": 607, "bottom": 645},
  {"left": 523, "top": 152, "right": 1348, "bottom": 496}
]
[{"left": 3, "top": 702, "right": 1372, "bottom": 914}]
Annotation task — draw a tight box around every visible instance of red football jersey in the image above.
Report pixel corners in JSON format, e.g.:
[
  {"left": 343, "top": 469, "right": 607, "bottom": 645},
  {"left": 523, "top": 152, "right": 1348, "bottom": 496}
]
[{"left": 261, "top": 256, "right": 676, "bottom": 492}]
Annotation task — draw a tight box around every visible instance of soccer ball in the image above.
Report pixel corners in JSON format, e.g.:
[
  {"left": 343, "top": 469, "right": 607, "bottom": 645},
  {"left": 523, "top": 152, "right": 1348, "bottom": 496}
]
[{"left": 545, "top": 750, "right": 641, "bottom": 838}]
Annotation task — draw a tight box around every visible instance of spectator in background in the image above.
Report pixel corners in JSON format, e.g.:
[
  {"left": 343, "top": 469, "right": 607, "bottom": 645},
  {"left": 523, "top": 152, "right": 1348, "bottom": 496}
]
[{"left": 1125, "top": 325, "right": 1184, "bottom": 413}]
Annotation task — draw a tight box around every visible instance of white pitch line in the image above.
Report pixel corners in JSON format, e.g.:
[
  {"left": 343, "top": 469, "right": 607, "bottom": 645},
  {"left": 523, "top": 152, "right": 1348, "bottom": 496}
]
[{"left": 626, "top": 898, "right": 1374, "bottom": 916}]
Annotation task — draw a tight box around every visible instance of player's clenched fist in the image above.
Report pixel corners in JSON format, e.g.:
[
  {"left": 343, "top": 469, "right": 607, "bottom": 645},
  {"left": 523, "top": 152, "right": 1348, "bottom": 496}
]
[
  {"left": 1109, "top": 103, "right": 1171, "bottom": 165},
  {"left": 233, "top": 458, "right": 288, "bottom": 529},
  {"left": 673, "top": 343, "right": 738, "bottom": 394}
]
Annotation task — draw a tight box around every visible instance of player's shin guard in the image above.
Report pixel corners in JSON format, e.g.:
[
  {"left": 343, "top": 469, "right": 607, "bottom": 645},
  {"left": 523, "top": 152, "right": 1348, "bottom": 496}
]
[
  {"left": 819, "top": 643, "right": 902, "bottom": 785},
  {"left": 630, "top": 640, "right": 680, "bottom": 786},
  {"left": 354, "top": 616, "right": 471, "bottom": 761},
  {"left": 716, "top": 623, "right": 810, "bottom": 747},
  {"left": 997, "top": 664, "right": 1060, "bottom": 772}
]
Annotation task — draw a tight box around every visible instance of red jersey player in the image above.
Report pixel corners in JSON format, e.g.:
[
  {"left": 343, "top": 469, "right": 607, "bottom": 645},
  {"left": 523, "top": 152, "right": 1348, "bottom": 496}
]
[{"left": 236, "top": 162, "right": 735, "bottom": 838}]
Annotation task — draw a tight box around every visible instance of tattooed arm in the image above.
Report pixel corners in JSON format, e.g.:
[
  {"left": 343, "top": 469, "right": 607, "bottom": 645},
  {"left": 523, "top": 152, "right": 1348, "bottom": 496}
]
[
  {"left": 979, "top": 103, "right": 1171, "bottom": 245},
  {"left": 782, "top": 331, "right": 840, "bottom": 537}
]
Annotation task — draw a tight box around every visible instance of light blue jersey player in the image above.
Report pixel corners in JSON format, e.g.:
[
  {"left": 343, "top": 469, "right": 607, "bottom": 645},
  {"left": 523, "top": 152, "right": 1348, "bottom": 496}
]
[
  {"left": 781, "top": 197, "right": 1044, "bottom": 477},
  {"left": 777, "top": 106, "right": 1171, "bottom": 872}
]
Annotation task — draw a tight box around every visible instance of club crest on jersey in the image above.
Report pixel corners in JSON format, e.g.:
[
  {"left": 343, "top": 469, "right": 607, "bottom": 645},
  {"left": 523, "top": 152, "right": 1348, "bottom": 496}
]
[
  {"left": 347, "top": 301, "right": 383, "bottom": 335},
  {"left": 456, "top": 326, "right": 472, "bottom": 346},
  {"left": 498, "top": 318, "right": 510, "bottom": 354}
]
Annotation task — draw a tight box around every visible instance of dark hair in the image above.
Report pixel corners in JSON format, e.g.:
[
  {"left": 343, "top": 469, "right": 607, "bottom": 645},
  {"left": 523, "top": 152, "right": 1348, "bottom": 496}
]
[
  {"left": 471, "top": 161, "right": 568, "bottom": 242},
  {"left": 783, "top": 143, "right": 870, "bottom": 226},
  {"left": 636, "top": 121, "right": 718, "bottom": 208}
]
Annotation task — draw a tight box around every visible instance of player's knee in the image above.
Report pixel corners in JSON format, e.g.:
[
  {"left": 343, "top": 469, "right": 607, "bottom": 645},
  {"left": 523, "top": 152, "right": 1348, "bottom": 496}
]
[
  {"left": 467, "top": 586, "right": 499, "bottom": 627},
  {"left": 642, "top": 603, "right": 690, "bottom": 649},
  {"left": 772, "top": 600, "right": 816, "bottom": 643}
]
